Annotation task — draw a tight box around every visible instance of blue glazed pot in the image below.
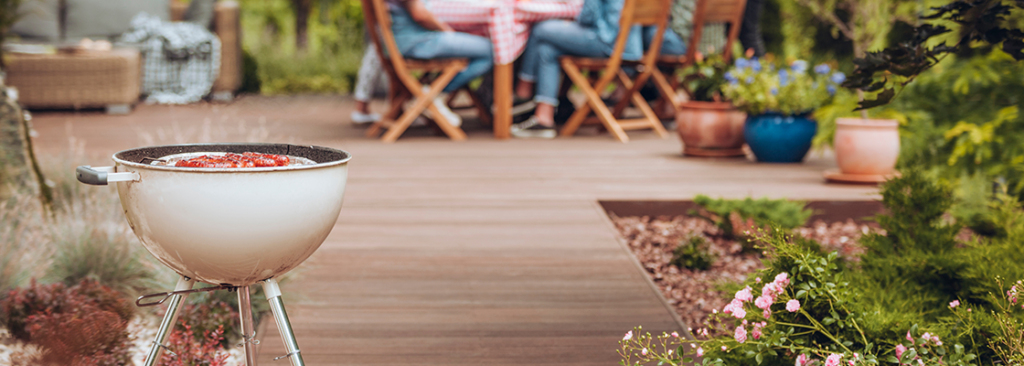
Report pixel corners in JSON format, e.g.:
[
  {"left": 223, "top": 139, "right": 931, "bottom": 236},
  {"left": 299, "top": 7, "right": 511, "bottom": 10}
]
[{"left": 744, "top": 112, "right": 817, "bottom": 163}]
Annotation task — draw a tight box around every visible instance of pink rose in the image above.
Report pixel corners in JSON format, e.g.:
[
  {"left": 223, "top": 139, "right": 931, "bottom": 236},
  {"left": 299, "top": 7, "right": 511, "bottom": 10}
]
[
  {"left": 763, "top": 309, "right": 772, "bottom": 320},
  {"left": 733, "top": 306, "right": 747, "bottom": 319},
  {"left": 671, "top": 331, "right": 679, "bottom": 338},
  {"left": 755, "top": 295, "right": 773, "bottom": 310},
  {"left": 721, "top": 346, "right": 727, "bottom": 351},
  {"left": 774, "top": 273, "right": 790, "bottom": 288},
  {"left": 795, "top": 354, "right": 809, "bottom": 366},
  {"left": 895, "top": 344, "right": 907, "bottom": 360},
  {"left": 949, "top": 299, "right": 960, "bottom": 308},
  {"left": 642, "top": 348, "right": 648, "bottom": 356},
  {"left": 735, "top": 324, "right": 747, "bottom": 343},
  {"left": 697, "top": 347, "right": 704, "bottom": 357},
  {"left": 752, "top": 324, "right": 763, "bottom": 340},
  {"left": 736, "top": 286, "right": 754, "bottom": 302},
  {"left": 786, "top": 299, "right": 801, "bottom": 312},
  {"left": 763, "top": 283, "right": 779, "bottom": 300},
  {"left": 906, "top": 331, "right": 914, "bottom": 344},
  {"left": 825, "top": 353, "right": 842, "bottom": 366}
]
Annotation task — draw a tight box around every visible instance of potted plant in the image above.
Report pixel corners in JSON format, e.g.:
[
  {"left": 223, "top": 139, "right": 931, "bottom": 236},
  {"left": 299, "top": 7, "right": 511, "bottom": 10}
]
[
  {"left": 722, "top": 57, "right": 844, "bottom": 163},
  {"left": 674, "top": 53, "right": 747, "bottom": 157},
  {"left": 793, "top": 0, "right": 919, "bottom": 181}
]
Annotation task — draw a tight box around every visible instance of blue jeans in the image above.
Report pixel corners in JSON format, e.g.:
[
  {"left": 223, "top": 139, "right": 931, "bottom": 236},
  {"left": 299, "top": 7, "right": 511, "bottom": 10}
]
[
  {"left": 404, "top": 32, "right": 494, "bottom": 93},
  {"left": 643, "top": 26, "right": 687, "bottom": 56},
  {"left": 519, "top": 19, "right": 611, "bottom": 106}
]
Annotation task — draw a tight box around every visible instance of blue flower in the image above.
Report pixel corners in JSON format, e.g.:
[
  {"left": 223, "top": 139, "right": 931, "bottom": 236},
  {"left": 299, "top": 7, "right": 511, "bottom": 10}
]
[
  {"left": 778, "top": 69, "right": 789, "bottom": 86},
  {"left": 827, "top": 84, "right": 837, "bottom": 95},
  {"left": 746, "top": 76, "right": 754, "bottom": 84},
  {"left": 790, "top": 60, "right": 808, "bottom": 74},
  {"left": 735, "top": 58, "right": 750, "bottom": 69},
  {"left": 814, "top": 64, "right": 831, "bottom": 75},
  {"left": 725, "top": 71, "right": 738, "bottom": 83},
  {"left": 831, "top": 72, "right": 846, "bottom": 84},
  {"left": 771, "top": 87, "right": 778, "bottom": 95},
  {"left": 751, "top": 59, "right": 762, "bottom": 72}
]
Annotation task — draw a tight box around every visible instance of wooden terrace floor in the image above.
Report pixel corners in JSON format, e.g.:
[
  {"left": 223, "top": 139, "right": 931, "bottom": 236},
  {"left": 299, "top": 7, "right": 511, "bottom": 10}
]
[{"left": 29, "top": 95, "right": 880, "bottom": 365}]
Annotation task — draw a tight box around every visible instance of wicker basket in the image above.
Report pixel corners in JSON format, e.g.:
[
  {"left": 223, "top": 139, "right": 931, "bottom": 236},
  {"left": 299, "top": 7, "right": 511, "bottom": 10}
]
[{"left": 5, "top": 49, "right": 141, "bottom": 110}]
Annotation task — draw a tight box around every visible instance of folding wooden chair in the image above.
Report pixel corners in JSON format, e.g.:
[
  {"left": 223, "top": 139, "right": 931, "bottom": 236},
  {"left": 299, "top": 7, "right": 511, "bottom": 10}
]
[
  {"left": 650, "top": 0, "right": 747, "bottom": 111},
  {"left": 361, "top": 0, "right": 468, "bottom": 142},
  {"left": 559, "top": 0, "right": 673, "bottom": 142}
]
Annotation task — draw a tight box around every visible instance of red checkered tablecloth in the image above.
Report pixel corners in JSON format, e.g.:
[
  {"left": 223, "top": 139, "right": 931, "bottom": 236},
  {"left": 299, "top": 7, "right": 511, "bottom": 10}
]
[{"left": 429, "top": 0, "right": 582, "bottom": 65}]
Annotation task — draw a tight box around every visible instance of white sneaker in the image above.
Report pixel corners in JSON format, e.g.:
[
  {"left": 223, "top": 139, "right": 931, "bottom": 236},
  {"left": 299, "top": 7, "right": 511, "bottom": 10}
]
[
  {"left": 350, "top": 111, "right": 381, "bottom": 125},
  {"left": 423, "top": 86, "right": 462, "bottom": 127}
]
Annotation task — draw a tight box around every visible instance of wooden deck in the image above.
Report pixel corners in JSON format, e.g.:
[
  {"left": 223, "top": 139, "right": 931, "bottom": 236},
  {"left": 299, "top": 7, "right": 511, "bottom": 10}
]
[{"left": 28, "top": 96, "right": 879, "bottom": 365}]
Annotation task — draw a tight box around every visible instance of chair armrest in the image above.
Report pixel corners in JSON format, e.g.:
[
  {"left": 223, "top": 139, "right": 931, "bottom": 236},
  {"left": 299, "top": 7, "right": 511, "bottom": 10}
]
[{"left": 213, "top": 0, "right": 241, "bottom": 93}]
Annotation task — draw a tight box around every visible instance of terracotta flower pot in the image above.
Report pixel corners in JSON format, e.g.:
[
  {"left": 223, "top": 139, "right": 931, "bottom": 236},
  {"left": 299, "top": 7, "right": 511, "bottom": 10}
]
[
  {"left": 827, "top": 118, "right": 900, "bottom": 182},
  {"left": 675, "top": 101, "right": 747, "bottom": 157}
]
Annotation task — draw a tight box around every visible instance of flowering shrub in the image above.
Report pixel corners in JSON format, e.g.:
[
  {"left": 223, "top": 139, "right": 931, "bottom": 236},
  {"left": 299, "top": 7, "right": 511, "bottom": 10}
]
[
  {"left": 619, "top": 227, "right": 979, "bottom": 366},
  {"left": 722, "top": 58, "right": 846, "bottom": 116}
]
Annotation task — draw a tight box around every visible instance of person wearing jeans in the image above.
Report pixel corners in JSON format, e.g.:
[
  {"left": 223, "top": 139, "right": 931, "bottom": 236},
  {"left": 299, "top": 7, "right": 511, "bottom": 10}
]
[
  {"left": 511, "top": 0, "right": 642, "bottom": 138},
  {"left": 386, "top": 0, "right": 494, "bottom": 127}
]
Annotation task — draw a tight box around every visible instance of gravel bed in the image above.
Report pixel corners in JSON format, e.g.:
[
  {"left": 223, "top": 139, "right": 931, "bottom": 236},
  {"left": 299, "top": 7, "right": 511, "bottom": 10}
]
[{"left": 611, "top": 214, "right": 878, "bottom": 331}]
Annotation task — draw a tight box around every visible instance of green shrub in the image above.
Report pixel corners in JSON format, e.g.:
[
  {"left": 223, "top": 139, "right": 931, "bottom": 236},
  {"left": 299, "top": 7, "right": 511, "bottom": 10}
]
[
  {"left": 670, "top": 236, "right": 716, "bottom": 271},
  {"left": 240, "top": 0, "right": 364, "bottom": 94},
  {"left": 690, "top": 195, "right": 814, "bottom": 242}
]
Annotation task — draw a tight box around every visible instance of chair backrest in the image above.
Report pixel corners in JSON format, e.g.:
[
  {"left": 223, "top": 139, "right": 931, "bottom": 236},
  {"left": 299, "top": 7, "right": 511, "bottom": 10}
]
[
  {"left": 688, "top": 0, "right": 747, "bottom": 61},
  {"left": 598, "top": 0, "right": 672, "bottom": 90},
  {"left": 361, "top": 0, "right": 416, "bottom": 86}
]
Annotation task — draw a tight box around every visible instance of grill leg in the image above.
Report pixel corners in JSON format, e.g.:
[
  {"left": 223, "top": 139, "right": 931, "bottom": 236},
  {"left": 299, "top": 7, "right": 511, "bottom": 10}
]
[
  {"left": 262, "top": 278, "right": 305, "bottom": 366},
  {"left": 238, "top": 286, "right": 259, "bottom": 366},
  {"left": 144, "top": 276, "right": 195, "bottom": 366}
]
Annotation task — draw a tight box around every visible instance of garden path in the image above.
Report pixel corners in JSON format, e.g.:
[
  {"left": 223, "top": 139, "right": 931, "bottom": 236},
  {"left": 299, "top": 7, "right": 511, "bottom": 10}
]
[{"left": 28, "top": 95, "right": 879, "bottom": 365}]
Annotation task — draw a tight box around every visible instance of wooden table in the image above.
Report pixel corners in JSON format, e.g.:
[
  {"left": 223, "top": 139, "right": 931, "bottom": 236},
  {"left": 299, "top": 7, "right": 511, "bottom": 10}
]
[{"left": 430, "top": 0, "right": 582, "bottom": 139}]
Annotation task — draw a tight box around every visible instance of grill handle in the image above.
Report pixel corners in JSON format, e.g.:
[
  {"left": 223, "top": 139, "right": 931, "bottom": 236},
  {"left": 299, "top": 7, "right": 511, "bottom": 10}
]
[{"left": 76, "top": 166, "right": 139, "bottom": 185}]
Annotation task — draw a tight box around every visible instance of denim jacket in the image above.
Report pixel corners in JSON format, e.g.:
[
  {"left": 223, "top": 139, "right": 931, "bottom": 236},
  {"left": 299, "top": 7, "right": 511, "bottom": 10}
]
[{"left": 577, "top": 0, "right": 643, "bottom": 61}]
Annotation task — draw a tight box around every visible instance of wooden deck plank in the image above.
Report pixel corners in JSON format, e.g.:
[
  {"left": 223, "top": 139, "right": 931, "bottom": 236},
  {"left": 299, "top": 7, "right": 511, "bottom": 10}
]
[{"left": 25, "top": 96, "right": 879, "bottom": 365}]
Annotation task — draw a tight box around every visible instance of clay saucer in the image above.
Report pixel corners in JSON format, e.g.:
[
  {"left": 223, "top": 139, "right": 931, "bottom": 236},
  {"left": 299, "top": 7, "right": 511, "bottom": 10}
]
[
  {"left": 684, "top": 146, "right": 746, "bottom": 157},
  {"left": 823, "top": 169, "right": 900, "bottom": 184}
]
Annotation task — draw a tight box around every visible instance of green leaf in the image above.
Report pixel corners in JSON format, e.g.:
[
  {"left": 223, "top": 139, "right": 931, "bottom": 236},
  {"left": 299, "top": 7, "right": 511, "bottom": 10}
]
[
  {"left": 756, "top": 353, "right": 763, "bottom": 364},
  {"left": 796, "top": 290, "right": 807, "bottom": 298},
  {"left": 886, "top": 356, "right": 900, "bottom": 363}
]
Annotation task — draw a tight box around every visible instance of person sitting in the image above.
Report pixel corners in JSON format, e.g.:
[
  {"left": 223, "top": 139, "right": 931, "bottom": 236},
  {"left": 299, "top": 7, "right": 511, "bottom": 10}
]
[
  {"left": 510, "top": 0, "right": 642, "bottom": 138},
  {"left": 385, "top": 0, "right": 494, "bottom": 127}
]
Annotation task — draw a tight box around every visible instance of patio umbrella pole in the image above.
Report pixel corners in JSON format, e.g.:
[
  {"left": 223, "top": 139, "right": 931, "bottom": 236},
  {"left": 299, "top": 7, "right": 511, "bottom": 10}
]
[
  {"left": 263, "top": 278, "right": 306, "bottom": 366},
  {"left": 144, "top": 276, "right": 195, "bottom": 366}
]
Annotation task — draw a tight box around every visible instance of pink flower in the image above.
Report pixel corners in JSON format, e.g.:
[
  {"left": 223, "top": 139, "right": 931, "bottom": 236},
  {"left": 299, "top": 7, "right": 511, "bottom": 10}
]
[
  {"left": 697, "top": 347, "right": 704, "bottom": 357},
  {"left": 763, "top": 283, "right": 780, "bottom": 301},
  {"left": 795, "top": 354, "right": 809, "bottom": 366},
  {"left": 671, "top": 331, "right": 679, "bottom": 338},
  {"left": 736, "top": 286, "right": 754, "bottom": 302},
  {"left": 774, "top": 273, "right": 791, "bottom": 288},
  {"left": 786, "top": 299, "right": 801, "bottom": 312},
  {"left": 735, "top": 324, "right": 748, "bottom": 343},
  {"left": 733, "top": 306, "right": 747, "bottom": 319},
  {"left": 825, "top": 353, "right": 842, "bottom": 366},
  {"left": 721, "top": 346, "right": 727, "bottom": 351},
  {"left": 752, "top": 323, "right": 763, "bottom": 340},
  {"left": 906, "top": 331, "right": 915, "bottom": 344},
  {"left": 895, "top": 344, "right": 907, "bottom": 360},
  {"left": 623, "top": 330, "right": 633, "bottom": 341},
  {"left": 755, "top": 295, "right": 773, "bottom": 310},
  {"left": 756, "top": 277, "right": 762, "bottom": 283},
  {"left": 723, "top": 299, "right": 740, "bottom": 314},
  {"left": 642, "top": 348, "right": 648, "bottom": 356},
  {"left": 848, "top": 361, "right": 854, "bottom": 366},
  {"left": 949, "top": 299, "right": 960, "bottom": 308},
  {"left": 917, "top": 360, "right": 924, "bottom": 366},
  {"left": 763, "top": 309, "right": 772, "bottom": 320}
]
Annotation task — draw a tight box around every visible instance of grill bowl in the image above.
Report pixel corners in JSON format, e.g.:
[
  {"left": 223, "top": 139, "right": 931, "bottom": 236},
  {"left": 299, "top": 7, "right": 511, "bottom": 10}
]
[{"left": 106, "top": 143, "right": 350, "bottom": 286}]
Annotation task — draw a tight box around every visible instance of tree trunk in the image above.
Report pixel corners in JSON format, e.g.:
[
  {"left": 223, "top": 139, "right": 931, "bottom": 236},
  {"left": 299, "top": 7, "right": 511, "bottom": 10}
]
[
  {"left": 0, "top": 87, "right": 53, "bottom": 215},
  {"left": 292, "top": 0, "right": 312, "bottom": 51}
]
